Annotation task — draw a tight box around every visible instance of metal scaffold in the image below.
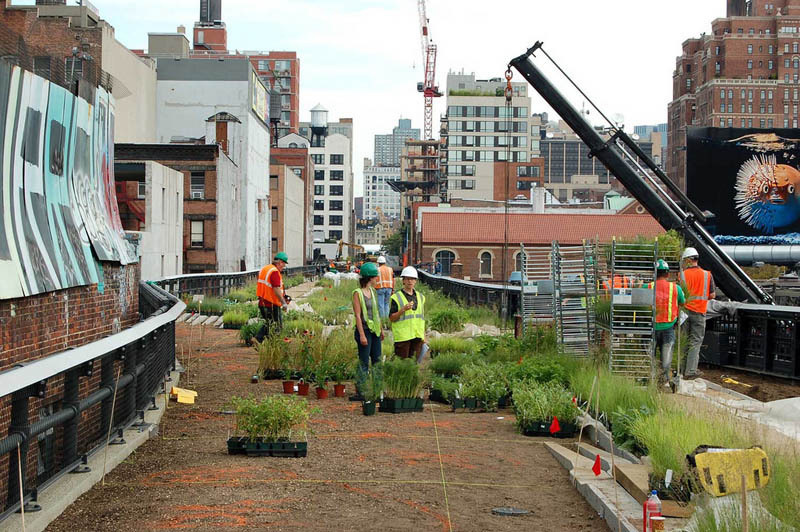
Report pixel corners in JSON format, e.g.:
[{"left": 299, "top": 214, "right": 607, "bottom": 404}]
[
  {"left": 519, "top": 244, "right": 556, "bottom": 333},
  {"left": 552, "top": 241, "right": 598, "bottom": 357},
  {"left": 607, "top": 240, "right": 658, "bottom": 381}
]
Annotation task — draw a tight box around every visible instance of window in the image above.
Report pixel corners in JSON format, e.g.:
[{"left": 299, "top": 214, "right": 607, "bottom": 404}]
[
  {"left": 330, "top": 154, "right": 344, "bottom": 165},
  {"left": 137, "top": 182, "right": 146, "bottom": 199},
  {"left": 330, "top": 170, "right": 344, "bottom": 181},
  {"left": 65, "top": 57, "right": 82, "bottom": 81},
  {"left": 330, "top": 185, "right": 343, "bottom": 196},
  {"left": 275, "top": 60, "right": 291, "bottom": 71},
  {"left": 329, "top": 230, "right": 342, "bottom": 240},
  {"left": 190, "top": 221, "right": 204, "bottom": 248},
  {"left": 515, "top": 252, "right": 526, "bottom": 272},
  {"left": 329, "top": 215, "right": 343, "bottom": 226},
  {"left": 271, "top": 207, "right": 278, "bottom": 221},
  {"left": 270, "top": 175, "right": 279, "bottom": 190},
  {"left": 517, "top": 180, "right": 534, "bottom": 190},
  {"left": 313, "top": 215, "right": 324, "bottom": 225},
  {"left": 314, "top": 200, "right": 325, "bottom": 211},
  {"left": 435, "top": 250, "right": 456, "bottom": 276},
  {"left": 314, "top": 170, "right": 325, "bottom": 181},
  {"left": 329, "top": 200, "right": 343, "bottom": 211},
  {"left": 748, "top": 44, "right": 753, "bottom": 54},
  {"left": 795, "top": 43, "right": 799, "bottom": 53},
  {"left": 311, "top": 154, "right": 325, "bottom": 164},
  {"left": 257, "top": 60, "right": 269, "bottom": 70},
  {"left": 480, "top": 252, "right": 492, "bottom": 277},
  {"left": 314, "top": 185, "right": 325, "bottom": 195},
  {"left": 747, "top": 60, "right": 753, "bottom": 70},
  {"left": 190, "top": 172, "right": 205, "bottom": 199},
  {"left": 769, "top": 60, "right": 774, "bottom": 70}
]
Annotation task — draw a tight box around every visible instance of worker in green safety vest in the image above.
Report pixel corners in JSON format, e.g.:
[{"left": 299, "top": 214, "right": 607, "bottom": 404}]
[
  {"left": 389, "top": 266, "right": 426, "bottom": 361},
  {"left": 352, "top": 261, "right": 383, "bottom": 400}
]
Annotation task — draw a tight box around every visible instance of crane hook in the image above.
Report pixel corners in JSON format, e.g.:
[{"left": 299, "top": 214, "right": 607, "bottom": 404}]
[{"left": 504, "top": 68, "right": 513, "bottom": 102}]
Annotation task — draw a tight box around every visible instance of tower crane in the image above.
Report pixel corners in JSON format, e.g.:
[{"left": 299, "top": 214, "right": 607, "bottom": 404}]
[{"left": 416, "top": 0, "right": 442, "bottom": 140}]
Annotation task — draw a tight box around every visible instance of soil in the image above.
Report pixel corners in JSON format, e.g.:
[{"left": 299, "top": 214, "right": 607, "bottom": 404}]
[
  {"left": 45, "top": 322, "right": 608, "bottom": 532},
  {"left": 699, "top": 364, "right": 800, "bottom": 403}
]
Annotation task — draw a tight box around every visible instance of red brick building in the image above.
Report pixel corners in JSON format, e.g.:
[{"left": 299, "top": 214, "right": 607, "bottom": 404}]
[
  {"left": 667, "top": 0, "right": 800, "bottom": 190},
  {"left": 492, "top": 159, "right": 545, "bottom": 200},
  {"left": 418, "top": 210, "right": 664, "bottom": 282}
]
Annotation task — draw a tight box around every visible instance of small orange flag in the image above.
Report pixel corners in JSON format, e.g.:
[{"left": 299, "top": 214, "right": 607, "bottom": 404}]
[
  {"left": 549, "top": 416, "right": 561, "bottom": 434},
  {"left": 592, "top": 454, "right": 602, "bottom": 476}
]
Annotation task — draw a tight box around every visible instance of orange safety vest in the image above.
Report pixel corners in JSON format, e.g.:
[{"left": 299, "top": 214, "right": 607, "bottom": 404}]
[
  {"left": 681, "top": 267, "right": 712, "bottom": 314},
  {"left": 649, "top": 279, "right": 679, "bottom": 324},
  {"left": 257, "top": 264, "right": 283, "bottom": 306},
  {"left": 603, "top": 275, "right": 631, "bottom": 291},
  {"left": 377, "top": 264, "right": 394, "bottom": 290}
]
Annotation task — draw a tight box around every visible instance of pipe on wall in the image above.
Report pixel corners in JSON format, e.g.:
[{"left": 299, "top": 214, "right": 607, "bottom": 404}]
[{"left": 720, "top": 245, "right": 800, "bottom": 266}]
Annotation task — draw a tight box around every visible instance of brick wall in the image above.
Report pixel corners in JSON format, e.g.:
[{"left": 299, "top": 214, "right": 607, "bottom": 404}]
[{"left": 421, "top": 244, "right": 547, "bottom": 282}]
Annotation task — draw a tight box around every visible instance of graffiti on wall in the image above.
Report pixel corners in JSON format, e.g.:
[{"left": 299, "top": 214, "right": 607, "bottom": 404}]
[{"left": 0, "top": 62, "right": 135, "bottom": 300}]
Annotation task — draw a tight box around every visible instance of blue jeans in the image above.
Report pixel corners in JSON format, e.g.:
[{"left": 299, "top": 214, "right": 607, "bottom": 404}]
[
  {"left": 376, "top": 288, "right": 392, "bottom": 319},
  {"left": 654, "top": 326, "right": 675, "bottom": 381},
  {"left": 355, "top": 328, "right": 382, "bottom": 393}
]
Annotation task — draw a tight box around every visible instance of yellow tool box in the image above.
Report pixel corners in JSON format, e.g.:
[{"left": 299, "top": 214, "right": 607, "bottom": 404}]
[{"left": 693, "top": 446, "right": 770, "bottom": 496}]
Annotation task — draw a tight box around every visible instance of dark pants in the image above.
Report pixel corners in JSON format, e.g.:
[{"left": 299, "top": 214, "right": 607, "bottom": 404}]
[
  {"left": 654, "top": 326, "right": 676, "bottom": 382},
  {"left": 255, "top": 305, "right": 282, "bottom": 343},
  {"left": 395, "top": 338, "right": 424, "bottom": 360},
  {"left": 355, "top": 328, "right": 382, "bottom": 393}
]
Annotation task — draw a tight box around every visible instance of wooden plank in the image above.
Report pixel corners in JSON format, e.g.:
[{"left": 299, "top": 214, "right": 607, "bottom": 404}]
[{"left": 614, "top": 462, "right": 694, "bottom": 518}]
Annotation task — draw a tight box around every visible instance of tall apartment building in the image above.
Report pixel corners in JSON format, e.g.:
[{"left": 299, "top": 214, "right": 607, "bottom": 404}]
[
  {"left": 443, "top": 71, "right": 532, "bottom": 200},
  {"left": 374, "top": 118, "right": 420, "bottom": 166},
  {"left": 667, "top": 0, "right": 800, "bottom": 190},
  {"left": 363, "top": 159, "right": 402, "bottom": 220},
  {"left": 296, "top": 105, "right": 355, "bottom": 243}
]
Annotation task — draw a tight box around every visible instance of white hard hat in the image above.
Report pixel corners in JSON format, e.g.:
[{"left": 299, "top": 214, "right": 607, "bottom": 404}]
[
  {"left": 682, "top": 247, "right": 700, "bottom": 260},
  {"left": 400, "top": 266, "right": 418, "bottom": 279},
  {"left": 377, "top": 256, "right": 386, "bottom": 264}
]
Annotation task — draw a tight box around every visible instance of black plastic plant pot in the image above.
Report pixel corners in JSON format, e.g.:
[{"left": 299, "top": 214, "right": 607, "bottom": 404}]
[
  {"left": 236, "top": 438, "right": 308, "bottom": 457},
  {"left": 362, "top": 401, "right": 376, "bottom": 416},
  {"left": 227, "top": 436, "right": 248, "bottom": 455},
  {"left": 414, "top": 398, "right": 424, "bottom": 411},
  {"left": 451, "top": 398, "right": 465, "bottom": 410},
  {"left": 648, "top": 472, "right": 693, "bottom": 502},
  {"left": 521, "top": 420, "right": 579, "bottom": 438},
  {"left": 429, "top": 389, "right": 447, "bottom": 404},
  {"left": 464, "top": 397, "right": 478, "bottom": 410}
]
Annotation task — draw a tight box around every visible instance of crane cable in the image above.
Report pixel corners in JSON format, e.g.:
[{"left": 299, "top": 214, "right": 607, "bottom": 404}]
[{"left": 503, "top": 69, "right": 513, "bottom": 324}]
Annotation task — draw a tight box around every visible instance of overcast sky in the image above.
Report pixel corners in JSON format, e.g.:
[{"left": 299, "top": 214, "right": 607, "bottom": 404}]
[{"left": 55, "top": 0, "right": 725, "bottom": 194}]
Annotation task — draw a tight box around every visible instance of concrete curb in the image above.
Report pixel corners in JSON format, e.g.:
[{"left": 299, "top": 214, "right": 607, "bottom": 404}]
[
  {"left": 2, "top": 367, "right": 180, "bottom": 532},
  {"left": 577, "top": 414, "right": 641, "bottom": 465}
]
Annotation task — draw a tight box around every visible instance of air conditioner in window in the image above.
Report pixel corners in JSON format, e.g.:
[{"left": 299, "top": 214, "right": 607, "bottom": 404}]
[{"left": 191, "top": 191, "right": 203, "bottom": 199}]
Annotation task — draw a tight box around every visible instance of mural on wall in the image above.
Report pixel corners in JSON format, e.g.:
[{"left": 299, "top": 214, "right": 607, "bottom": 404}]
[{"left": 0, "top": 62, "right": 135, "bottom": 300}]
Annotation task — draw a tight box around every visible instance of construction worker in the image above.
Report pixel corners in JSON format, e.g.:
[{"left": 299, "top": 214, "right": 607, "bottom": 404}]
[
  {"left": 602, "top": 273, "right": 632, "bottom": 292},
  {"left": 389, "top": 266, "right": 426, "bottom": 361},
  {"left": 352, "top": 262, "right": 383, "bottom": 399},
  {"left": 255, "top": 252, "right": 290, "bottom": 343},
  {"left": 680, "top": 247, "right": 715, "bottom": 379},
  {"left": 376, "top": 256, "right": 394, "bottom": 319},
  {"left": 648, "top": 260, "right": 685, "bottom": 385}
]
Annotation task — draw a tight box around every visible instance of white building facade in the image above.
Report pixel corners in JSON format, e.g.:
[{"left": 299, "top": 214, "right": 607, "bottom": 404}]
[{"left": 363, "top": 163, "right": 401, "bottom": 220}]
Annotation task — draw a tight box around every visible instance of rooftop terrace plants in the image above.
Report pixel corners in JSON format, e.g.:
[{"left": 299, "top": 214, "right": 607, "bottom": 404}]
[
  {"left": 222, "top": 309, "right": 249, "bottom": 329},
  {"left": 227, "top": 394, "right": 318, "bottom": 456},
  {"left": 429, "top": 351, "right": 474, "bottom": 378},
  {"left": 459, "top": 361, "right": 508, "bottom": 411},
  {"left": 512, "top": 380, "right": 579, "bottom": 436}
]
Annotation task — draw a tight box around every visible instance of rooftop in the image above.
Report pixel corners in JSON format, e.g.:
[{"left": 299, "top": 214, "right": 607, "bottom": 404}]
[{"left": 421, "top": 211, "right": 664, "bottom": 245}]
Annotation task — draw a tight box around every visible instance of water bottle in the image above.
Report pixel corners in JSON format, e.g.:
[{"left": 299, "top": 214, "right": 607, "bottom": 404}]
[{"left": 643, "top": 490, "right": 662, "bottom": 532}]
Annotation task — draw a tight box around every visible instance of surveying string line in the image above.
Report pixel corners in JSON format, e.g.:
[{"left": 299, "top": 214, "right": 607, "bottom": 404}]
[
  {"left": 429, "top": 403, "right": 453, "bottom": 532},
  {"left": 109, "top": 478, "right": 540, "bottom": 489}
]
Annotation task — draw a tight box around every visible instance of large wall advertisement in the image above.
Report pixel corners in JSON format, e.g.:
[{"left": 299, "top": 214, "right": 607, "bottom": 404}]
[
  {"left": 0, "top": 62, "right": 135, "bottom": 300},
  {"left": 687, "top": 127, "right": 800, "bottom": 238},
  {"left": 251, "top": 71, "right": 268, "bottom": 125}
]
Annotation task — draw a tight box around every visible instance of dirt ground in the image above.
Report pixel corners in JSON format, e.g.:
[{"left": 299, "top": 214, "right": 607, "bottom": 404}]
[
  {"left": 699, "top": 364, "right": 800, "bottom": 402},
  {"left": 46, "top": 323, "right": 608, "bottom": 532}
]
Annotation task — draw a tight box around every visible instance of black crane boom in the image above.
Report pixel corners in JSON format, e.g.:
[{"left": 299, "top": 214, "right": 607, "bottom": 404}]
[{"left": 509, "top": 45, "right": 771, "bottom": 304}]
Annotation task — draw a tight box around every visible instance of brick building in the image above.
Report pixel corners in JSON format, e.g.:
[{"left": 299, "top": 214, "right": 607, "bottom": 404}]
[
  {"left": 115, "top": 143, "right": 242, "bottom": 273},
  {"left": 492, "top": 160, "right": 545, "bottom": 200},
  {"left": 417, "top": 210, "right": 664, "bottom": 282},
  {"left": 667, "top": 0, "right": 800, "bottom": 190}
]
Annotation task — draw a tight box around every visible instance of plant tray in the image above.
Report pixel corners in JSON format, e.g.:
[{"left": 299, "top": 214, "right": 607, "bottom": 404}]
[
  {"left": 429, "top": 389, "right": 449, "bottom": 404},
  {"left": 521, "top": 420, "right": 578, "bottom": 439},
  {"left": 223, "top": 323, "right": 244, "bottom": 330},
  {"left": 380, "top": 397, "right": 424, "bottom": 413},
  {"left": 226, "top": 437, "right": 307, "bottom": 457}
]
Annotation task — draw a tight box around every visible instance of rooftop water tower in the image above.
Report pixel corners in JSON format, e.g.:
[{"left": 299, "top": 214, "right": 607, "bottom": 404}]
[{"left": 310, "top": 103, "right": 328, "bottom": 147}]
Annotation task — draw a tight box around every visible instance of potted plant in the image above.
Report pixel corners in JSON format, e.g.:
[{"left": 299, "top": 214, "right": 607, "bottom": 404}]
[
  {"left": 256, "top": 335, "right": 283, "bottom": 380},
  {"left": 512, "top": 381, "right": 579, "bottom": 438},
  {"left": 313, "top": 359, "right": 331, "bottom": 399},
  {"left": 381, "top": 358, "right": 423, "bottom": 413},
  {"left": 296, "top": 336, "right": 314, "bottom": 396},
  {"left": 280, "top": 349, "right": 296, "bottom": 394},
  {"left": 227, "top": 394, "right": 317, "bottom": 457},
  {"left": 331, "top": 360, "right": 350, "bottom": 398},
  {"left": 362, "top": 365, "right": 383, "bottom": 416}
]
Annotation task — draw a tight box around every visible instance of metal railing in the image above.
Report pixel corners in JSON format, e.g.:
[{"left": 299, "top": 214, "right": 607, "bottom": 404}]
[
  {"left": 0, "top": 282, "right": 183, "bottom": 521},
  {"left": 417, "top": 270, "right": 520, "bottom": 319},
  {"left": 152, "top": 265, "right": 318, "bottom": 298}
]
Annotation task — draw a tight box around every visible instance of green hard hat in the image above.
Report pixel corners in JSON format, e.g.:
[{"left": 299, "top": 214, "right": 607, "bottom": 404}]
[
  {"left": 656, "top": 259, "right": 670, "bottom": 271},
  {"left": 360, "top": 262, "right": 379, "bottom": 278},
  {"left": 274, "top": 251, "right": 289, "bottom": 263}
]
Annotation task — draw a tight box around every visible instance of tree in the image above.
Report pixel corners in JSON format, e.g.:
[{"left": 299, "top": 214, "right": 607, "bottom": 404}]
[{"left": 383, "top": 230, "right": 403, "bottom": 256}]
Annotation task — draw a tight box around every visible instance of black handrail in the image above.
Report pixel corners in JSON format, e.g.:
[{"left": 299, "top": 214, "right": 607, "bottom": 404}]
[
  {"left": 152, "top": 265, "right": 318, "bottom": 298},
  {"left": 417, "top": 270, "right": 520, "bottom": 319}
]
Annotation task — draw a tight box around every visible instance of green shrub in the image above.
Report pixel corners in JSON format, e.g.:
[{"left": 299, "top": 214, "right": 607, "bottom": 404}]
[
  {"left": 429, "top": 352, "right": 474, "bottom": 377},
  {"left": 460, "top": 361, "right": 508, "bottom": 410},
  {"left": 255, "top": 335, "right": 285, "bottom": 377},
  {"left": 569, "top": 365, "right": 657, "bottom": 417},
  {"left": 222, "top": 310, "right": 249, "bottom": 327},
  {"left": 283, "top": 274, "right": 306, "bottom": 289},
  {"left": 428, "top": 308, "right": 467, "bottom": 333},
  {"left": 383, "top": 358, "right": 423, "bottom": 399},
  {"left": 430, "top": 375, "right": 459, "bottom": 401},
  {"left": 427, "top": 336, "right": 477, "bottom": 356},
  {"left": 229, "top": 394, "right": 316, "bottom": 442},
  {"left": 239, "top": 322, "right": 262, "bottom": 345},
  {"left": 185, "top": 297, "right": 227, "bottom": 315},
  {"left": 283, "top": 317, "right": 324, "bottom": 337},
  {"left": 508, "top": 353, "right": 578, "bottom": 387},
  {"left": 227, "top": 303, "right": 259, "bottom": 319},
  {"left": 361, "top": 364, "right": 384, "bottom": 402},
  {"left": 512, "top": 381, "right": 579, "bottom": 431}
]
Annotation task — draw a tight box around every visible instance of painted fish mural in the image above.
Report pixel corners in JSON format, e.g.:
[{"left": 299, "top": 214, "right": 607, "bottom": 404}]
[{"left": 734, "top": 154, "right": 800, "bottom": 234}]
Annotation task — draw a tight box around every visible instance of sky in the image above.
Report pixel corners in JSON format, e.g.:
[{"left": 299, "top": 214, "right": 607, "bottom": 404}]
[{"left": 39, "top": 0, "right": 726, "bottom": 195}]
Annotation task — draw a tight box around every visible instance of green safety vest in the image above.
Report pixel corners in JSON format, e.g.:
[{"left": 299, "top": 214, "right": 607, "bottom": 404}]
[
  {"left": 354, "top": 287, "right": 382, "bottom": 337},
  {"left": 390, "top": 290, "right": 426, "bottom": 343}
]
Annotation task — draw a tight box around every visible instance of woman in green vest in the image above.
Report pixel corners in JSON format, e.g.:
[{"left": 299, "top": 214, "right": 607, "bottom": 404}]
[
  {"left": 389, "top": 266, "right": 426, "bottom": 360},
  {"left": 352, "top": 262, "right": 383, "bottom": 399}
]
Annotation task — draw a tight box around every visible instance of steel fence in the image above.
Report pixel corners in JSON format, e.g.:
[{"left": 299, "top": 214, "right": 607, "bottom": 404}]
[
  {"left": 152, "top": 265, "right": 319, "bottom": 298},
  {"left": 417, "top": 270, "right": 520, "bottom": 319},
  {"left": 0, "top": 282, "right": 183, "bottom": 521}
]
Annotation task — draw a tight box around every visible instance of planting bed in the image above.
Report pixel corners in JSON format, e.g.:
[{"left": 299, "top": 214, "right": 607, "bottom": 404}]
[
  {"left": 699, "top": 365, "right": 800, "bottom": 402},
  {"left": 46, "top": 323, "right": 608, "bottom": 532}
]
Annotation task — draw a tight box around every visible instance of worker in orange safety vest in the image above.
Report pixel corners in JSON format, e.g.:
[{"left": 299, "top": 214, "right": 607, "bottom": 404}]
[
  {"left": 375, "top": 256, "right": 394, "bottom": 319},
  {"left": 647, "top": 260, "right": 685, "bottom": 385},
  {"left": 255, "top": 252, "right": 289, "bottom": 343},
  {"left": 680, "top": 247, "right": 715, "bottom": 379}
]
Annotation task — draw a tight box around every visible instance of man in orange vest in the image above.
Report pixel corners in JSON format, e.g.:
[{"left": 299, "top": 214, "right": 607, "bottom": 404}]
[
  {"left": 376, "top": 256, "right": 394, "bottom": 319},
  {"left": 254, "top": 252, "right": 289, "bottom": 343},
  {"left": 680, "top": 247, "right": 715, "bottom": 379},
  {"left": 649, "top": 260, "right": 685, "bottom": 385},
  {"left": 602, "top": 274, "right": 632, "bottom": 291}
]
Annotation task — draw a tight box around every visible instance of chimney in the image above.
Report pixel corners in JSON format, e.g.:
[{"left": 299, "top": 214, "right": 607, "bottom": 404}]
[{"left": 177, "top": 25, "right": 186, "bottom": 34}]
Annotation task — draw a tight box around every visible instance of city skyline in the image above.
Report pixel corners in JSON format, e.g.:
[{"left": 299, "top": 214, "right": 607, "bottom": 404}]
[{"left": 35, "top": 0, "right": 724, "bottom": 194}]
